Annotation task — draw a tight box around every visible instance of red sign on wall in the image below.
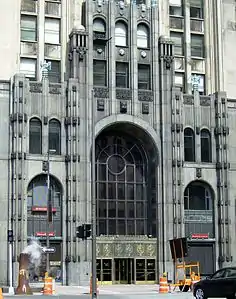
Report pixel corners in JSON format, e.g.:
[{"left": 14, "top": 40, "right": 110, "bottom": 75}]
[
  {"left": 32, "top": 206, "right": 56, "bottom": 212},
  {"left": 35, "top": 232, "right": 55, "bottom": 237},
  {"left": 191, "top": 233, "right": 209, "bottom": 239}
]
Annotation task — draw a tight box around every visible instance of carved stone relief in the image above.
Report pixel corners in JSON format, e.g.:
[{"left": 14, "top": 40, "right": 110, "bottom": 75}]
[
  {"left": 138, "top": 90, "right": 153, "bottom": 102},
  {"left": 30, "top": 83, "right": 42, "bottom": 93},
  {"left": 200, "top": 96, "right": 211, "bottom": 106},
  {"left": 183, "top": 95, "right": 194, "bottom": 105},
  {"left": 94, "top": 87, "right": 109, "bottom": 99},
  {"left": 116, "top": 89, "right": 132, "bottom": 100}
]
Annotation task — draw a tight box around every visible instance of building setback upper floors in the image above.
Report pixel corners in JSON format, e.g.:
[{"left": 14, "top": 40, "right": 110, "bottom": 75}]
[{"left": 2, "top": 0, "right": 236, "bottom": 98}]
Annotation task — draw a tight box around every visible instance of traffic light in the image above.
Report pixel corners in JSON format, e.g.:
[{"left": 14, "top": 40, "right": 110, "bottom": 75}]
[
  {"left": 8, "top": 230, "right": 13, "bottom": 243},
  {"left": 76, "top": 224, "right": 92, "bottom": 240},
  {"left": 84, "top": 224, "right": 91, "bottom": 239}
]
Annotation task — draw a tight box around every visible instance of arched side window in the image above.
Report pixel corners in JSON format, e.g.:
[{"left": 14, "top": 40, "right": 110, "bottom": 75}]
[
  {"left": 201, "top": 129, "right": 212, "bottom": 163},
  {"left": 49, "top": 119, "right": 61, "bottom": 155},
  {"left": 137, "top": 23, "right": 149, "bottom": 48},
  {"left": 184, "top": 128, "right": 195, "bottom": 162},
  {"left": 93, "top": 18, "right": 106, "bottom": 33},
  {"left": 115, "top": 21, "right": 128, "bottom": 47},
  {"left": 184, "top": 181, "right": 214, "bottom": 238},
  {"left": 29, "top": 118, "right": 42, "bottom": 154}
]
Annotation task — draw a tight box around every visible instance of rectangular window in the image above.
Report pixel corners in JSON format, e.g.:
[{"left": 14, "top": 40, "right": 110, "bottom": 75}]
[
  {"left": 116, "top": 62, "right": 129, "bottom": 88},
  {"left": 191, "top": 35, "right": 204, "bottom": 57},
  {"left": 170, "top": 32, "right": 184, "bottom": 56},
  {"left": 20, "top": 58, "right": 36, "bottom": 80},
  {"left": 93, "top": 60, "right": 107, "bottom": 86},
  {"left": 21, "top": 16, "right": 37, "bottom": 41},
  {"left": 138, "top": 64, "right": 151, "bottom": 90},
  {"left": 169, "top": 0, "right": 183, "bottom": 16},
  {"left": 46, "top": 60, "right": 61, "bottom": 83},
  {"left": 45, "top": 18, "right": 60, "bottom": 44},
  {"left": 190, "top": 0, "right": 203, "bottom": 18},
  {"left": 174, "top": 72, "right": 185, "bottom": 92}
]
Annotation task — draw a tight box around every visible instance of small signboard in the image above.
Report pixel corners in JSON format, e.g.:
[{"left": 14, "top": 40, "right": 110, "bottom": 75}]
[
  {"left": 42, "top": 247, "right": 56, "bottom": 254},
  {"left": 35, "top": 232, "right": 55, "bottom": 237},
  {"left": 191, "top": 233, "right": 209, "bottom": 239}
]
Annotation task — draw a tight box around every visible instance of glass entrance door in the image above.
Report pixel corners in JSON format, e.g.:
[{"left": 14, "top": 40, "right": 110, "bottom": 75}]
[{"left": 114, "top": 258, "right": 134, "bottom": 284}]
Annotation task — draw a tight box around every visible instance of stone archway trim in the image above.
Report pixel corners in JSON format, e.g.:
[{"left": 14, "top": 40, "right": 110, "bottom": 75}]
[{"left": 95, "top": 114, "right": 160, "bottom": 154}]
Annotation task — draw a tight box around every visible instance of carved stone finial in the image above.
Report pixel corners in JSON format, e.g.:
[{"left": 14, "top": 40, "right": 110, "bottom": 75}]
[
  {"left": 40, "top": 60, "right": 51, "bottom": 79},
  {"left": 191, "top": 74, "right": 201, "bottom": 91}
]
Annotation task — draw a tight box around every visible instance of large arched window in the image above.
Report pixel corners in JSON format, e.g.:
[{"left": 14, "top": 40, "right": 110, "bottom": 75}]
[
  {"left": 200, "top": 129, "right": 212, "bottom": 163},
  {"left": 137, "top": 23, "right": 149, "bottom": 48},
  {"left": 184, "top": 128, "right": 195, "bottom": 162},
  {"left": 29, "top": 117, "right": 42, "bottom": 154},
  {"left": 49, "top": 119, "right": 61, "bottom": 155},
  {"left": 27, "top": 174, "right": 62, "bottom": 237},
  {"left": 95, "top": 130, "right": 157, "bottom": 236},
  {"left": 93, "top": 18, "right": 106, "bottom": 33},
  {"left": 184, "top": 181, "right": 214, "bottom": 238},
  {"left": 115, "top": 21, "right": 128, "bottom": 47}
]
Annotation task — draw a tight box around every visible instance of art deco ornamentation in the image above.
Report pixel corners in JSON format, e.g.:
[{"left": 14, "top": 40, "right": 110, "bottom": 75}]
[
  {"left": 116, "top": 89, "right": 132, "bottom": 100},
  {"left": 138, "top": 90, "right": 153, "bottom": 102},
  {"left": 94, "top": 87, "right": 109, "bottom": 98},
  {"left": 183, "top": 95, "right": 194, "bottom": 105},
  {"left": 49, "top": 84, "right": 61, "bottom": 94},
  {"left": 29, "top": 83, "right": 42, "bottom": 93}
]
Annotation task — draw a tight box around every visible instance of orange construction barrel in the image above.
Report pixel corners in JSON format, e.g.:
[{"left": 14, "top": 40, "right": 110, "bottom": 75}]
[
  {"left": 159, "top": 276, "right": 169, "bottom": 293},
  {"left": 43, "top": 277, "right": 53, "bottom": 295}
]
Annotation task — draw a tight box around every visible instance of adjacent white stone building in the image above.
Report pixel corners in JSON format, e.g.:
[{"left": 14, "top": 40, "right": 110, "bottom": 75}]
[{"left": 0, "top": 0, "right": 236, "bottom": 286}]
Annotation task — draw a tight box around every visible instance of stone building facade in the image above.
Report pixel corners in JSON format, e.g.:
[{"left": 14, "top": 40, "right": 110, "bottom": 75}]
[{"left": 0, "top": 0, "right": 236, "bottom": 286}]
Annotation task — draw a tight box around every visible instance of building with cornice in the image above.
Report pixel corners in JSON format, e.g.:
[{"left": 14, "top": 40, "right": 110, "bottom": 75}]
[{"left": 0, "top": 0, "right": 236, "bottom": 286}]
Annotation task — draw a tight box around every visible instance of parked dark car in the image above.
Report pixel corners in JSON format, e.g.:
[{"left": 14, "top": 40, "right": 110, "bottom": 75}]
[{"left": 193, "top": 267, "right": 236, "bottom": 299}]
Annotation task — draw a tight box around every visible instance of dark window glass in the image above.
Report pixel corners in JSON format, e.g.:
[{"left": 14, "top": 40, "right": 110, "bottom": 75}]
[
  {"left": 184, "top": 128, "right": 195, "bottom": 162},
  {"left": 49, "top": 119, "right": 61, "bottom": 154},
  {"left": 93, "top": 60, "right": 107, "bottom": 86},
  {"left": 191, "top": 35, "right": 204, "bottom": 57},
  {"left": 27, "top": 175, "right": 62, "bottom": 237},
  {"left": 170, "top": 32, "right": 184, "bottom": 56},
  {"left": 190, "top": 0, "right": 203, "bottom": 19},
  {"left": 116, "top": 62, "right": 129, "bottom": 88},
  {"left": 211, "top": 270, "right": 225, "bottom": 279},
  {"left": 21, "top": 15, "right": 37, "bottom": 41},
  {"left": 46, "top": 60, "right": 61, "bottom": 83},
  {"left": 184, "top": 182, "right": 214, "bottom": 238},
  {"left": 96, "top": 134, "right": 155, "bottom": 236},
  {"left": 138, "top": 64, "right": 151, "bottom": 90},
  {"left": 29, "top": 118, "right": 42, "bottom": 154},
  {"left": 201, "top": 129, "right": 211, "bottom": 162}
]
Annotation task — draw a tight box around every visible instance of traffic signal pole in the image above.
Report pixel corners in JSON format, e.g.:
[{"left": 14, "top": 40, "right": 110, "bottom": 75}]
[{"left": 91, "top": 89, "right": 97, "bottom": 299}]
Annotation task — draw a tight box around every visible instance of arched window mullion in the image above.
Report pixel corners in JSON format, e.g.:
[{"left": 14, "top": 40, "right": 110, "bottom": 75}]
[
  {"left": 115, "top": 21, "right": 128, "bottom": 47},
  {"left": 49, "top": 119, "right": 61, "bottom": 155},
  {"left": 200, "top": 129, "right": 212, "bottom": 163},
  {"left": 184, "top": 128, "right": 195, "bottom": 162},
  {"left": 137, "top": 23, "right": 149, "bottom": 48},
  {"left": 29, "top": 117, "right": 42, "bottom": 154}
]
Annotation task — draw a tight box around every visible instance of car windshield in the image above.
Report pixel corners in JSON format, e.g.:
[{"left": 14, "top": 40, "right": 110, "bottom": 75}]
[{"left": 211, "top": 269, "right": 225, "bottom": 279}]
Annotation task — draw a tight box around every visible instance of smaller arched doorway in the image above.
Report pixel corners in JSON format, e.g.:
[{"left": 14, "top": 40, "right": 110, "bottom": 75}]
[
  {"left": 184, "top": 181, "right": 215, "bottom": 276},
  {"left": 27, "top": 174, "right": 63, "bottom": 282}
]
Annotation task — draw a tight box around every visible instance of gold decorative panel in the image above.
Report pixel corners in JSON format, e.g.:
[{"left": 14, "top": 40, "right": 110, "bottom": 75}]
[
  {"left": 146, "top": 244, "right": 156, "bottom": 257},
  {"left": 114, "top": 243, "right": 124, "bottom": 257},
  {"left": 125, "top": 244, "right": 134, "bottom": 257},
  {"left": 136, "top": 244, "right": 145, "bottom": 256},
  {"left": 102, "top": 243, "right": 113, "bottom": 257}
]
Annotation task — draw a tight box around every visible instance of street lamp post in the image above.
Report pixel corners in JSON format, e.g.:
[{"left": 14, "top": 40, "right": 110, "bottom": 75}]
[
  {"left": 46, "top": 148, "right": 56, "bottom": 273},
  {"left": 91, "top": 90, "right": 97, "bottom": 299}
]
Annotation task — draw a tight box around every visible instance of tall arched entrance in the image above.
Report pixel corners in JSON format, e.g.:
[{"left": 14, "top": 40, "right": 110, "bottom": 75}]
[
  {"left": 95, "top": 123, "right": 159, "bottom": 284},
  {"left": 27, "top": 174, "right": 63, "bottom": 282},
  {"left": 184, "top": 181, "right": 215, "bottom": 275}
]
